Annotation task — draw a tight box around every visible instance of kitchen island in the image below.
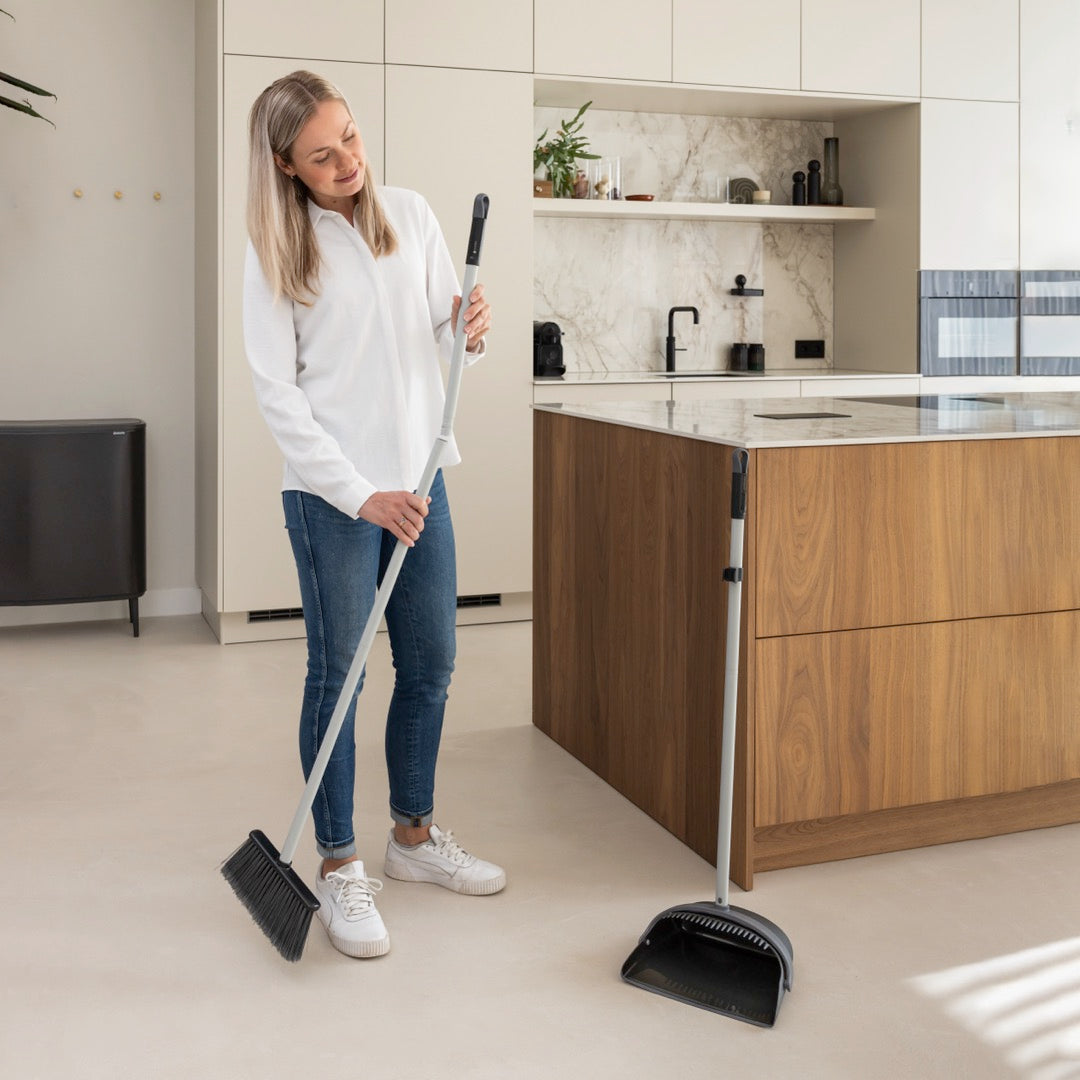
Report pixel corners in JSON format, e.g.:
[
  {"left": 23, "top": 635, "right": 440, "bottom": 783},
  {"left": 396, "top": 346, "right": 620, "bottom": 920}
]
[{"left": 532, "top": 393, "right": 1080, "bottom": 888}]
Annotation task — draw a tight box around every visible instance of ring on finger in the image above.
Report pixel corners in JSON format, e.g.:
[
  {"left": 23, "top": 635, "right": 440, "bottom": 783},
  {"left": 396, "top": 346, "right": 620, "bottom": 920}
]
[{"left": 397, "top": 516, "right": 408, "bottom": 527}]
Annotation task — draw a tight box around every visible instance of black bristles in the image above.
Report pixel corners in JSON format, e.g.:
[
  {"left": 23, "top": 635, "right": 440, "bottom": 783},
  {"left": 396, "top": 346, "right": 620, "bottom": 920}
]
[{"left": 221, "top": 830, "right": 320, "bottom": 962}]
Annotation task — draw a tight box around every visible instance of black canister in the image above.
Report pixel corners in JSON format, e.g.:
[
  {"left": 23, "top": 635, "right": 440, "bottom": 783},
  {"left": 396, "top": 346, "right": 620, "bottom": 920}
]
[
  {"left": 730, "top": 342, "right": 749, "bottom": 371},
  {"left": 748, "top": 343, "right": 765, "bottom": 371}
]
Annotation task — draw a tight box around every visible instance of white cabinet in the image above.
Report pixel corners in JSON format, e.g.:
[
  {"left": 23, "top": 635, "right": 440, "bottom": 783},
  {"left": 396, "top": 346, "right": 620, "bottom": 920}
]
[
  {"left": 671, "top": 380, "right": 800, "bottom": 401},
  {"left": 534, "top": 0, "right": 672, "bottom": 82},
  {"left": 385, "top": 0, "right": 532, "bottom": 72},
  {"left": 386, "top": 65, "right": 534, "bottom": 598},
  {"left": 223, "top": 0, "right": 383, "bottom": 62},
  {"left": 922, "top": 0, "right": 1018, "bottom": 101},
  {"left": 533, "top": 383, "right": 672, "bottom": 404},
  {"left": 1020, "top": 0, "right": 1080, "bottom": 268},
  {"left": 801, "top": 0, "right": 920, "bottom": 98},
  {"left": 919, "top": 99, "right": 1019, "bottom": 270},
  {"left": 805, "top": 377, "right": 920, "bottom": 397},
  {"left": 220, "top": 56, "right": 385, "bottom": 619},
  {"left": 673, "top": 0, "right": 799, "bottom": 91}
]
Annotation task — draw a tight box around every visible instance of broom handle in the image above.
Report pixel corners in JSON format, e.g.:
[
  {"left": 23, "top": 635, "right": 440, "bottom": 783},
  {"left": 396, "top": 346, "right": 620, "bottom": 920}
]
[
  {"left": 715, "top": 449, "right": 749, "bottom": 908},
  {"left": 279, "top": 195, "right": 489, "bottom": 867}
]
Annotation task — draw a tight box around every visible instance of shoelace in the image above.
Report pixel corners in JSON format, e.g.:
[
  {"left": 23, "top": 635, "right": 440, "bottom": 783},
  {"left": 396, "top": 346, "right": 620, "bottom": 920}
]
[
  {"left": 325, "top": 870, "right": 383, "bottom": 919},
  {"left": 428, "top": 829, "right": 474, "bottom": 867}
]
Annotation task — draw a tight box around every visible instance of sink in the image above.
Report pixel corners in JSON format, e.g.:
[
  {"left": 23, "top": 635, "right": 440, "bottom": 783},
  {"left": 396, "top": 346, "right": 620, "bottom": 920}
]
[{"left": 649, "top": 370, "right": 749, "bottom": 378}]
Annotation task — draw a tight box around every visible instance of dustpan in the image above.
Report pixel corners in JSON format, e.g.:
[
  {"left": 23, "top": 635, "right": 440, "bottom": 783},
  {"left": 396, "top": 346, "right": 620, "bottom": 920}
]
[{"left": 621, "top": 449, "right": 794, "bottom": 1026}]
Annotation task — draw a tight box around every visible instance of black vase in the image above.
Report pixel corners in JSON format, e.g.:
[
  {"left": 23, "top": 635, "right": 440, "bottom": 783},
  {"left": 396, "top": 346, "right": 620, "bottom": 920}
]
[{"left": 821, "top": 137, "right": 844, "bottom": 207}]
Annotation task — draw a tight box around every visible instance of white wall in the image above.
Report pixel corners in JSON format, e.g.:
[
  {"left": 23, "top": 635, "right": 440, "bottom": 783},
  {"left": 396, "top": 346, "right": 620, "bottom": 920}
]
[{"left": 0, "top": 0, "right": 199, "bottom": 625}]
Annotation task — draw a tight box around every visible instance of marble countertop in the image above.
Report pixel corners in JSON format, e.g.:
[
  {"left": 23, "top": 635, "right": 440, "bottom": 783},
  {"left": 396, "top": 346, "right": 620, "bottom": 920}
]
[
  {"left": 532, "top": 392, "right": 1080, "bottom": 448},
  {"left": 533, "top": 367, "right": 913, "bottom": 385}
]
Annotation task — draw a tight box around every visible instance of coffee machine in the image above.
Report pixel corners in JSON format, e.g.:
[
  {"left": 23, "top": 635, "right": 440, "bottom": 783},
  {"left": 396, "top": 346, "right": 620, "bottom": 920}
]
[{"left": 533, "top": 321, "right": 565, "bottom": 378}]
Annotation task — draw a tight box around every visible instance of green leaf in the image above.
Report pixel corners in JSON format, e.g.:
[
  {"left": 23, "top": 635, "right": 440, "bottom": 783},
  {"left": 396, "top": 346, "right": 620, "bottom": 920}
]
[{"left": 0, "top": 70, "right": 56, "bottom": 98}]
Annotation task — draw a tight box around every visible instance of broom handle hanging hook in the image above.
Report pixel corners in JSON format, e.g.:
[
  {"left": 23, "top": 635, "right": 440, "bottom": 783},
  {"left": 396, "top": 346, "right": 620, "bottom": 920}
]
[{"left": 279, "top": 196, "right": 489, "bottom": 867}]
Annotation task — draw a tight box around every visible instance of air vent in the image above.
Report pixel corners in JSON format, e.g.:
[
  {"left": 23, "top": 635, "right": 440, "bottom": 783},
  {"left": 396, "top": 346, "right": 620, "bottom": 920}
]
[
  {"left": 248, "top": 607, "right": 305, "bottom": 623},
  {"left": 456, "top": 593, "right": 502, "bottom": 609}
]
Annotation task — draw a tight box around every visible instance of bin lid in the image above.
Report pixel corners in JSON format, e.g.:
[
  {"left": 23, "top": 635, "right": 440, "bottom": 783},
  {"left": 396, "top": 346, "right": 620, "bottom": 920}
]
[{"left": 0, "top": 419, "right": 145, "bottom": 435}]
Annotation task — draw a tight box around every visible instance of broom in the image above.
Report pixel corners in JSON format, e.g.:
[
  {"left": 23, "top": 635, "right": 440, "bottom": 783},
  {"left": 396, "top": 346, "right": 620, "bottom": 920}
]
[{"left": 222, "top": 194, "right": 490, "bottom": 961}]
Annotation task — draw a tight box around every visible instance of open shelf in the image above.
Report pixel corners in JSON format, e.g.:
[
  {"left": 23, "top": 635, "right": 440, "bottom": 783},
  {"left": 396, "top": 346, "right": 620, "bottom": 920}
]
[{"left": 533, "top": 198, "right": 876, "bottom": 224}]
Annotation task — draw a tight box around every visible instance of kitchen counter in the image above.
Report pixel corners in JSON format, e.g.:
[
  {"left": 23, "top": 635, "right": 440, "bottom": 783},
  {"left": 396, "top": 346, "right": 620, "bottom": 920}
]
[
  {"left": 533, "top": 391, "right": 1080, "bottom": 447},
  {"left": 533, "top": 394, "right": 1080, "bottom": 887},
  {"left": 533, "top": 367, "right": 910, "bottom": 386}
]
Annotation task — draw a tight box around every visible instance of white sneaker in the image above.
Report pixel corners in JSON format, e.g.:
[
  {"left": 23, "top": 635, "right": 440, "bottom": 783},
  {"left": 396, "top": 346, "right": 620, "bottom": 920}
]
[
  {"left": 314, "top": 860, "right": 390, "bottom": 958},
  {"left": 384, "top": 825, "right": 506, "bottom": 896}
]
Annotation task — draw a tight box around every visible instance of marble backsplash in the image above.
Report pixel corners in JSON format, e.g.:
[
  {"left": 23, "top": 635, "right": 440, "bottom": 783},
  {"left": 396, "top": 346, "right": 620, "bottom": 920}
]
[{"left": 534, "top": 107, "right": 835, "bottom": 374}]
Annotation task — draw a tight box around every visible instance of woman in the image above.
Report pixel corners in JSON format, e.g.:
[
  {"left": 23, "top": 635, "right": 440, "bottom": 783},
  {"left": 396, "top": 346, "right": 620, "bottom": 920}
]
[{"left": 243, "top": 70, "right": 505, "bottom": 960}]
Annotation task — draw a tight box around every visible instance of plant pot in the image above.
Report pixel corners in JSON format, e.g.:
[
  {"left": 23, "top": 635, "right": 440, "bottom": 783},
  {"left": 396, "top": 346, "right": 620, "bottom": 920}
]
[{"left": 533, "top": 179, "right": 553, "bottom": 198}]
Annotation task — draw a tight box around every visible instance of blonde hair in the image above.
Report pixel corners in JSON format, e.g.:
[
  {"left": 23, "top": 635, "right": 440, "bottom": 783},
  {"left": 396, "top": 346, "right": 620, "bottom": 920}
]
[{"left": 247, "top": 70, "right": 397, "bottom": 305}]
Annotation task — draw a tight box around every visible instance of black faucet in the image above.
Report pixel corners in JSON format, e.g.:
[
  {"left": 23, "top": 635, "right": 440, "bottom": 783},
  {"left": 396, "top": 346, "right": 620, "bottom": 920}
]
[{"left": 665, "top": 306, "right": 700, "bottom": 372}]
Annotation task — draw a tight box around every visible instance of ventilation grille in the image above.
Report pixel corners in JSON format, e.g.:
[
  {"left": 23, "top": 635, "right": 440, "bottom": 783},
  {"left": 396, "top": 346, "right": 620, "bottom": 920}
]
[
  {"left": 456, "top": 593, "right": 502, "bottom": 609},
  {"left": 247, "top": 607, "right": 305, "bottom": 623}
]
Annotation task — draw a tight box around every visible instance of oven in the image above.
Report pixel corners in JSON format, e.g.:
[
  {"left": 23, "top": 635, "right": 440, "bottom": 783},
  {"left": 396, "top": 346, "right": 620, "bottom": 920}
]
[
  {"left": 919, "top": 271, "right": 1018, "bottom": 376},
  {"left": 1020, "top": 271, "right": 1080, "bottom": 375}
]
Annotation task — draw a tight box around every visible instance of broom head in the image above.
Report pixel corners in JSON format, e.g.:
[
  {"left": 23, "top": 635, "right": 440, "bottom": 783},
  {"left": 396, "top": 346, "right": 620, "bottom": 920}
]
[{"left": 221, "top": 829, "right": 320, "bottom": 962}]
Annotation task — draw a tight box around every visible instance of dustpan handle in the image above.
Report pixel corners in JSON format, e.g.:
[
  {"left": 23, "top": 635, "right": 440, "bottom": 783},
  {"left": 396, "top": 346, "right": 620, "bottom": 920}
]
[
  {"left": 279, "top": 194, "right": 490, "bottom": 867},
  {"left": 715, "top": 448, "right": 748, "bottom": 908}
]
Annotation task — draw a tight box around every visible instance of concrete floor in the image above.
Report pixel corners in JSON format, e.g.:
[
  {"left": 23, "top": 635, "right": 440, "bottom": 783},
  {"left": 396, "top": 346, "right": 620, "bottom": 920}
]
[{"left": 1, "top": 615, "right": 1078, "bottom": 1079}]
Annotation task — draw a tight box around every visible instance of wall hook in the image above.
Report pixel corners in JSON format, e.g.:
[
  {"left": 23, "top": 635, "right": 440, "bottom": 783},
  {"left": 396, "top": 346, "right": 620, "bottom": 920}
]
[
  {"left": 114, "top": 190, "right": 123, "bottom": 200},
  {"left": 153, "top": 191, "right": 162, "bottom": 201},
  {"left": 73, "top": 189, "right": 83, "bottom": 198}
]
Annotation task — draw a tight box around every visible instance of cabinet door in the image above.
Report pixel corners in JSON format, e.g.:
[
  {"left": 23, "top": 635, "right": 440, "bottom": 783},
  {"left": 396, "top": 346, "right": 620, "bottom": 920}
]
[
  {"left": 535, "top": 0, "right": 671, "bottom": 82},
  {"left": 1020, "top": 0, "right": 1080, "bottom": 268},
  {"left": 920, "top": 99, "right": 1019, "bottom": 271},
  {"left": 922, "top": 0, "right": 1018, "bottom": 101},
  {"left": 671, "top": 380, "right": 801, "bottom": 401},
  {"left": 533, "top": 383, "right": 672, "bottom": 404},
  {"left": 222, "top": 56, "right": 384, "bottom": 614},
  {"left": 386, "top": 66, "right": 534, "bottom": 598},
  {"left": 801, "top": 0, "right": 920, "bottom": 97},
  {"left": 386, "top": 0, "right": 532, "bottom": 72},
  {"left": 807, "top": 377, "right": 920, "bottom": 397},
  {"left": 673, "top": 0, "right": 799, "bottom": 90},
  {"left": 224, "top": 0, "right": 383, "bottom": 62}
]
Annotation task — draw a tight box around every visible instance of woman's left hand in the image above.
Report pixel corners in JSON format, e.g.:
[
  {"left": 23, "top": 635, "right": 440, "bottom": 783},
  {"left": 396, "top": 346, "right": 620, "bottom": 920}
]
[{"left": 452, "top": 283, "right": 491, "bottom": 353}]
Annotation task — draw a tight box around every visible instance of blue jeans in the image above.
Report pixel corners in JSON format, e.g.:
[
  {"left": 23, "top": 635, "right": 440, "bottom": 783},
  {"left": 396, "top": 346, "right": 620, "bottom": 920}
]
[{"left": 283, "top": 471, "right": 456, "bottom": 859}]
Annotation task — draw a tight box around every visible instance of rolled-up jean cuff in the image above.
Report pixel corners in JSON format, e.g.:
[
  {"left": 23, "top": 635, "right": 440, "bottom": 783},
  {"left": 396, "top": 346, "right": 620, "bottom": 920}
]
[
  {"left": 390, "top": 804, "right": 433, "bottom": 829},
  {"left": 315, "top": 838, "right": 356, "bottom": 860}
]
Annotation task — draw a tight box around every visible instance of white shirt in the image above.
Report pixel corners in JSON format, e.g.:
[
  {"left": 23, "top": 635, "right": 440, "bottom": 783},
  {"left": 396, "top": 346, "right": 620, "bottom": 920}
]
[{"left": 242, "top": 186, "right": 482, "bottom": 517}]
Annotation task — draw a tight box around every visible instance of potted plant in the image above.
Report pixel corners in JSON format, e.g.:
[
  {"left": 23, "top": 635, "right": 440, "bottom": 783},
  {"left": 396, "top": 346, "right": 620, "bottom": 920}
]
[
  {"left": 533, "top": 101, "right": 599, "bottom": 199},
  {"left": 1, "top": 7, "right": 56, "bottom": 125}
]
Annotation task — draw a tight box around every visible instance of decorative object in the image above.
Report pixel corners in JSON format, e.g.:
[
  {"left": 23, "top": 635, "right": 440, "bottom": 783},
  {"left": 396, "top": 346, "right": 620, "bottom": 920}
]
[
  {"left": 572, "top": 170, "right": 589, "bottom": 199},
  {"left": 624, "top": 194, "right": 655, "bottom": 201},
  {"left": 1, "top": 6, "right": 56, "bottom": 125},
  {"left": 730, "top": 274, "right": 764, "bottom": 297},
  {"left": 807, "top": 159, "right": 821, "bottom": 205},
  {"left": 751, "top": 190, "right": 772, "bottom": 205},
  {"left": 792, "top": 170, "right": 806, "bottom": 205},
  {"left": 533, "top": 179, "right": 553, "bottom": 198},
  {"left": 726, "top": 177, "right": 759, "bottom": 205},
  {"left": 533, "top": 100, "right": 600, "bottom": 199},
  {"left": 730, "top": 343, "right": 749, "bottom": 371},
  {"left": 591, "top": 157, "right": 621, "bottom": 200},
  {"left": 820, "top": 137, "right": 843, "bottom": 206},
  {"left": 748, "top": 343, "right": 766, "bottom": 371}
]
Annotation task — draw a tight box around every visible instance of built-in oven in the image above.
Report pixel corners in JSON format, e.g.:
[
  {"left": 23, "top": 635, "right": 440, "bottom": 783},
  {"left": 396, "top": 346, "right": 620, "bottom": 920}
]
[
  {"left": 919, "top": 271, "right": 1018, "bottom": 376},
  {"left": 1020, "top": 271, "right": 1080, "bottom": 375}
]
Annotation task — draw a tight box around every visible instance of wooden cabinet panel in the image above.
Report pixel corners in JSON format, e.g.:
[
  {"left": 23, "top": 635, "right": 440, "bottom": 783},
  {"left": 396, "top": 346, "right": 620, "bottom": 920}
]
[
  {"left": 385, "top": 65, "right": 534, "bottom": 597},
  {"left": 754, "top": 438, "right": 1080, "bottom": 637},
  {"left": 801, "top": 0, "right": 919, "bottom": 97},
  {"left": 920, "top": 99, "right": 1019, "bottom": 271},
  {"left": 385, "top": 0, "right": 532, "bottom": 72},
  {"left": 755, "top": 612, "right": 1080, "bottom": 826},
  {"left": 673, "top": 0, "right": 799, "bottom": 90},
  {"left": 1020, "top": 0, "right": 1080, "bottom": 268},
  {"left": 221, "top": 56, "right": 384, "bottom": 613},
  {"left": 535, "top": 0, "right": 672, "bottom": 82},
  {"left": 922, "top": 0, "right": 1018, "bottom": 101},
  {"left": 224, "top": 0, "right": 383, "bottom": 62}
]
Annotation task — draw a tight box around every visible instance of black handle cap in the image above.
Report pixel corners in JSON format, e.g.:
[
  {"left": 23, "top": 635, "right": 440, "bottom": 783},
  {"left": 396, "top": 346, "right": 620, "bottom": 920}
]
[{"left": 466, "top": 194, "right": 490, "bottom": 266}]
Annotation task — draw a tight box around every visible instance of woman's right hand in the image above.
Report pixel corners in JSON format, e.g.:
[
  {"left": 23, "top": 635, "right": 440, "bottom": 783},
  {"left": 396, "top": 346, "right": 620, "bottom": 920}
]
[{"left": 358, "top": 490, "right": 431, "bottom": 547}]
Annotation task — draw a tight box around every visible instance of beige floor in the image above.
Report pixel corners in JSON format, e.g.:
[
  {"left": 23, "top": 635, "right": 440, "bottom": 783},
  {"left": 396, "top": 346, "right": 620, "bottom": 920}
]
[{"left": 1, "top": 615, "right": 1079, "bottom": 1079}]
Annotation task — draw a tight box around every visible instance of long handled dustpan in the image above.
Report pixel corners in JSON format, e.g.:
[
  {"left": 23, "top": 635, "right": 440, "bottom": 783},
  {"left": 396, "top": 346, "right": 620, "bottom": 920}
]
[
  {"left": 621, "top": 449, "right": 794, "bottom": 1026},
  {"left": 222, "top": 194, "right": 490, "bottom": 962}
]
